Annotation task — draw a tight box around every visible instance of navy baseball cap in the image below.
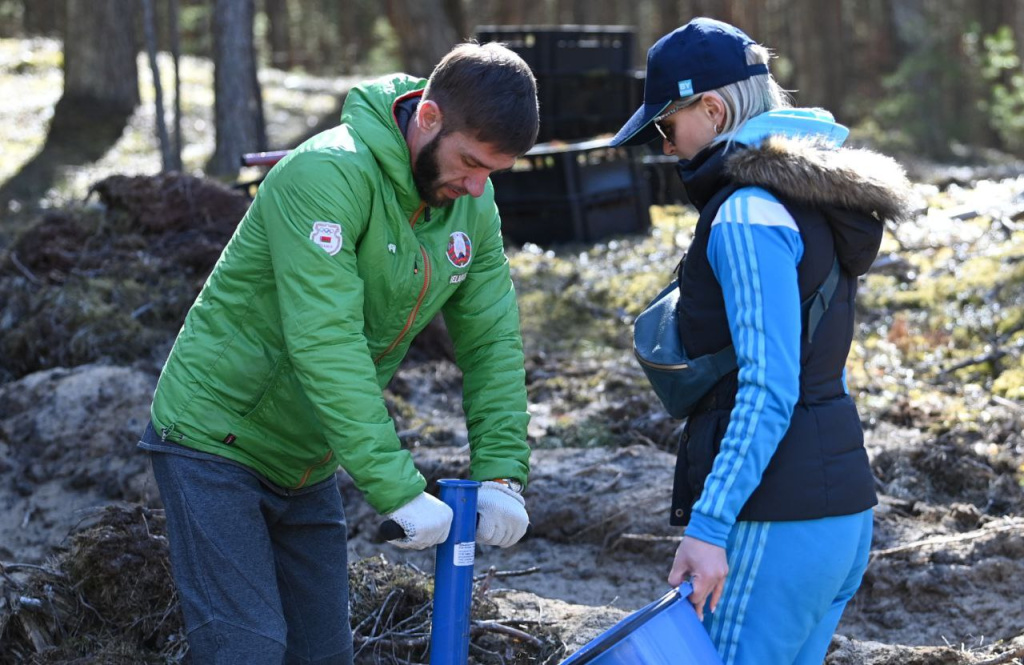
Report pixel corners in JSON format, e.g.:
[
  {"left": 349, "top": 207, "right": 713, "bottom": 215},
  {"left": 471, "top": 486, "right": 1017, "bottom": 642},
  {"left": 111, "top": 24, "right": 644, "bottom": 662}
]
[{"left": 610, "top": 18, "right": 769, "bottom": 146}]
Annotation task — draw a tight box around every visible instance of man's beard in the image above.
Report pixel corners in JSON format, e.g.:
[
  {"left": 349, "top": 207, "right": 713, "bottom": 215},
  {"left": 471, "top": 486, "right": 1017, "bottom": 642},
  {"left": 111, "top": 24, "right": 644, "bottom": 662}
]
[{"left": 412, "top": 132, "right": 453, "bottom": 209}]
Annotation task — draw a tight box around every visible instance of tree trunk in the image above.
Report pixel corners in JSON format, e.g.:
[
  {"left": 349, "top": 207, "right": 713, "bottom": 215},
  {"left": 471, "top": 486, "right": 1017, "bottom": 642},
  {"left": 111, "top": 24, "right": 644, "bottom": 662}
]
[
  {"left": 385, "top": 0, "right": 458, "bottom": 77},
  {"left": 443, "top": 0, "right": 469, "bottom": 40},
  {"left": 1011, "top": 0, "right": 1024, "bottom": 72},
  {"left": 169, "top": 0, "right": 184, "bottom": 171},
  {"left": 791, "top": 0, "right": 844, "bottom": 114},
  {"left": 0, "top": 0, "right": 136, "bottom": 210},
  {"left": 142, "top": 0, "right": 174, "bottom": 172},
  {"left": 570, "top": 0, "right": 590, "bottom": 24},
  {"left": 63, "top": 0, "right": 139, "bottom": 113},
  {"left": 655, "top": 0, "right": 680, "bottom": 36},
  {"left": 209, "top": 0, "right": 265, "bottom": 176},
  {"left": 336, "top": 0, "right": 376, "bottom": 73},
  {"left": 849, "top": 0, "right": 897, "bottom": 107},
  {"left": 493, "top": 0, "right": 528, "bottom": 26},
  {"left": 264, "top": 0, "right": 293, "bottom": 69},
  {"left": 23, "top": 0, "right": 64, "bottom": 36}
]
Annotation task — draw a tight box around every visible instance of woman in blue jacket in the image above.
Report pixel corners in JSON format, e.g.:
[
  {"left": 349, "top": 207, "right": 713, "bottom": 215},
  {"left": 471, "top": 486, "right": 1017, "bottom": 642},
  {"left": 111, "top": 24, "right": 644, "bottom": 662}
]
[{"left": 611, "top": 18, "right": 912, "bottom": 664}]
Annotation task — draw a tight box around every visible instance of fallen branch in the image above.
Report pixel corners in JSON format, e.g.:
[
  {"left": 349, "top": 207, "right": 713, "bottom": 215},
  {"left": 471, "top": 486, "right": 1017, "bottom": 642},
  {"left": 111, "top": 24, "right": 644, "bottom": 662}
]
[
  {"left": 352, "top": 619, "right": 543, "bottom": 650},
  {"left": 614, "top": 533, "right": 682, "bottom": 544},
  {"left": 473, "top": 565, "right": 542, "bottom": 583},
  {"left": 939, "top": 349, "right": 1008, "bottom": 376},
  {"left": 472, "top": 620, "right": 544, "bottom": 648},
  {"left": 972, "top": 644, "right": 1024, "bottom": 665},
  {"left": 871, "top": 519, "right": 1024, "bottom": 559},
  {"left": 0, "top": 562, "right": 64, "bottom": 577},
  {"left": 17, "top": 611, "right": 53, "bottom": 653},
  {"left": 354, "top": 630, "right": 430, "bottom": 649},
  {"left": 9, "top": 251, "right": 41, "bottom": 284},
  {"left": 991, "top": 395, "right": 1024, "bottom": 413}
]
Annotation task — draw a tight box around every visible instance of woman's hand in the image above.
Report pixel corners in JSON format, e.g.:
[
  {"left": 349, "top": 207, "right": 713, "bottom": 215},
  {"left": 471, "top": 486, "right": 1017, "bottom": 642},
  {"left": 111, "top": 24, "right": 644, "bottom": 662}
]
[{"left": 668, "top": 535, "right": 728, "bottom": 621}]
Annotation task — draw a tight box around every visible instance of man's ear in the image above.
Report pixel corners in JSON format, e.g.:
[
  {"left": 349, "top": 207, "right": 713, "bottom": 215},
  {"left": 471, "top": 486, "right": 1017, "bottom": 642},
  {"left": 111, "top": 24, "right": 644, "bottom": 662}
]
[{"left": 417, "top": 99, "right": 444, "bottom": 133}]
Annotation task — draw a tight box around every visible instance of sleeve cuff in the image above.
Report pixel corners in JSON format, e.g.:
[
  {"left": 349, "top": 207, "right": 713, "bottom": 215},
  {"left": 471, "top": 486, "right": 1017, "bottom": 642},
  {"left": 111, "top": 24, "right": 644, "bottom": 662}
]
[{"left": 684, "top": 511, "right": 732, "bottom": 549}]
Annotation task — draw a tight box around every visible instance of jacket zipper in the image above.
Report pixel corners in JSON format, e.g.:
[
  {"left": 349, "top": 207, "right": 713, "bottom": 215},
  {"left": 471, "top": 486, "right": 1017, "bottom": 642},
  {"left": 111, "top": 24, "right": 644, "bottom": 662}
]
[
  {"left": 292, "top": 450, "right": 334, "bottom": 489},
  {"left": 373, "top": 204, "right": 431, "bottom": 364},
  {"left": 634, "top": 348, "right": 691, "bottom": 371}
]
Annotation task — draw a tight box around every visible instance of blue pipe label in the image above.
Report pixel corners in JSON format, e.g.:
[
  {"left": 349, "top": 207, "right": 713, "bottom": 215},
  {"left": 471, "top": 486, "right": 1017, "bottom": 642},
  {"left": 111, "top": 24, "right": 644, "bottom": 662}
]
[{"left": 454, "top": 541, "right": 475, "bottom": 566}]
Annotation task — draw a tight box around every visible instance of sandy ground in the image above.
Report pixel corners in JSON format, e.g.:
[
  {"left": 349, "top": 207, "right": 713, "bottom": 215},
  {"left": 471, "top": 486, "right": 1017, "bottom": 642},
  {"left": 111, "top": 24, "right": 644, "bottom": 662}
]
[{"left": 1, "top": 363, "right": 1022, "bottom": 663}]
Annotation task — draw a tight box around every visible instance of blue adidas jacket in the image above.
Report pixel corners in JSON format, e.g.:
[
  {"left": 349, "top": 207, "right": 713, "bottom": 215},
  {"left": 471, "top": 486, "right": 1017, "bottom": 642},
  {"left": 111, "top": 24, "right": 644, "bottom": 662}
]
[{"left": 671, "top": 109, "right": 912, "bottom": 547}]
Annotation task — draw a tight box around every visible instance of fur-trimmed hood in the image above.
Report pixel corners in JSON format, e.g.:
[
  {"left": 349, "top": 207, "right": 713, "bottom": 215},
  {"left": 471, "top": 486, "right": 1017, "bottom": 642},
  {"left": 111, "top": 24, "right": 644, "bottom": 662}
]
[
  {"left": 677, "top": 108, "right": 914, "bottom": 277},
  {"left": 726, "top": 134, "right": 913, "bottom": 224}
]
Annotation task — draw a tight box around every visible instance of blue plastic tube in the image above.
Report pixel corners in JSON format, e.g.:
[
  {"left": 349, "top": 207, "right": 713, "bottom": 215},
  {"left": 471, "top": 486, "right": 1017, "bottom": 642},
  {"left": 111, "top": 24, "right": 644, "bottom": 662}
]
[{"left": 430, "top": 479, "right": 481, "bottom": 665}]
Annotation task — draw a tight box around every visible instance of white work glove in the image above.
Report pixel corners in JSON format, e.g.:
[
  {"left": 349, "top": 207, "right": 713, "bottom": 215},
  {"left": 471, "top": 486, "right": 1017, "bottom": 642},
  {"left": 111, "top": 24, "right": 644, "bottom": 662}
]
[
  {"left": 386, "top": 492, "right": 453, "bottom": 550},
  {"left": 476, "top": 480, "right": 529, "bottom": 548}
]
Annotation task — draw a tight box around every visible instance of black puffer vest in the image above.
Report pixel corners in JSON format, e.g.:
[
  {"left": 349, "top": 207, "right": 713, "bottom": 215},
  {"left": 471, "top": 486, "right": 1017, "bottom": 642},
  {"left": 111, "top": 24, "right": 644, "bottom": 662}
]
[{"left": 669, "top": 138, "right": 911, "bottom": 526}]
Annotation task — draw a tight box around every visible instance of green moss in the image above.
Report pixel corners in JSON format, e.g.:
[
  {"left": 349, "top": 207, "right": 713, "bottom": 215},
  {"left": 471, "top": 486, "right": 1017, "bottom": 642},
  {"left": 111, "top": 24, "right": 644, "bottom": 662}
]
[{"left": 992, "top": 365, "right": 1024, "bottom": 399}]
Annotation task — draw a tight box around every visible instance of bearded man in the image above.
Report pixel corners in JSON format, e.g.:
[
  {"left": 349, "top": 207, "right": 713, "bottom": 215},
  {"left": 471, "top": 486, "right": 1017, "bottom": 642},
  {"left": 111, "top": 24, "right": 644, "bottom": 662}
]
[{"left": 138, "top": 42, "right": 538, "bottom": 665}]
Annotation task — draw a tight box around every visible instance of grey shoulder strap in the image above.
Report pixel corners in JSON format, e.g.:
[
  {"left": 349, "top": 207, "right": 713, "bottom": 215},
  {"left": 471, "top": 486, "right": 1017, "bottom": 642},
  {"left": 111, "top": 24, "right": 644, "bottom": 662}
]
[{"left": 803, "top": 255, "right": 841, "bottom": 343}]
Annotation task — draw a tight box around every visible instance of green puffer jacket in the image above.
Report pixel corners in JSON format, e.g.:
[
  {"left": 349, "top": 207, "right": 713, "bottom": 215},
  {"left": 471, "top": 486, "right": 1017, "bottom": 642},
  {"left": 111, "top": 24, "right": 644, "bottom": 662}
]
[{"left": 151, "top": 74, "right": 531, "bottom": 514}]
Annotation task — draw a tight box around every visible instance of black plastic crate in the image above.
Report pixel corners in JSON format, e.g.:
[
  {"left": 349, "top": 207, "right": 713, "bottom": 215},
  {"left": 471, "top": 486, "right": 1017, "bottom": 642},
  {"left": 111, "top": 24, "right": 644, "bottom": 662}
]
[
  {"left": 536, "top": 70, "right": 642, "bottom": 142},
  {"left": 498, "top": 191, "right": 648, "bottom": 245},
  {"left": 641, "top": 154, "right": 690, "bottom": 206},
  {"left": 474, "top": 26, "right": 548, "bottom": 75},
  {"left": 475, "top": 25, "right": 635, "bottom": 76},
  {"left": 492, "top": 138, "right": 651, "bottom": 245}
]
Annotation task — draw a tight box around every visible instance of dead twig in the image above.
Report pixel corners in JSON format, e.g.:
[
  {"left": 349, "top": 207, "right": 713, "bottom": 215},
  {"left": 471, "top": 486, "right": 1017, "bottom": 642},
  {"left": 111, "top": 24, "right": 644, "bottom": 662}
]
[
  {"left": 473, "top": 566, "right": 542, "bottom": 583},
  {"left": 939, "top": 348, "right": 1008, "bottom": 377},
  {"left": 0, "top": 562, "right": 65, "bottom": 578},
  {"left": 9, "top": 251, "right": 41, "bottom": 284},
  {"left": 397, "top": 424, "right": 425, "bottom": 441},
  {"left": 475, "top": 566, "right": 498, "bottom": 594},
  {"left": 871, "top": 519, "right": 1024, "bottom": 559},
  {"left": 972, "top": 645, "right": 1024, "bottom": 665},
  {"left": 472, "top": 620, "right": 544, "bottom": 648},
  {"left": 991, "top": 395, "right": 1024, "bottom": 413},
  {"left": 354, "top": 631, "right": 431, "bottom": 648},
  {"left": 570, "top": 495, "right": 670, "bottom": 543},
  {"left": 614, "top": 533, "right": 683, "bottom": 545}
]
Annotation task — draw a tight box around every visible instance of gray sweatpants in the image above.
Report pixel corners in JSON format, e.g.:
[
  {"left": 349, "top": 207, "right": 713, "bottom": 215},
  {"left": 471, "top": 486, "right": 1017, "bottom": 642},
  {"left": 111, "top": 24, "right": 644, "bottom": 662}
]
[{"left": 142, "top": 423, "right": 353, "bottom": 665}]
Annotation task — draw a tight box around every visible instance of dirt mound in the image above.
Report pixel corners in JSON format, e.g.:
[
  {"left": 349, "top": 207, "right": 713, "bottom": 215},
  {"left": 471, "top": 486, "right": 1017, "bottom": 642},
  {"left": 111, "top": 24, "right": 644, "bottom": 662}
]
[
  {"left": 0, "top": 174, "right": 249, "bottom": 383},
  {"left": 0, "top": 173, "right": 456, "bottom": 384},
  {"left": 87, "top": 173, "right": 248, "bottom": 236},
  {"left": 0, "top": 505, "right": 182, "bottom": 664},
  {"left": 870, "top": 421, "right": 1024, "bottom": 519},
  {"left": 0, "top": 365, "right": 157, "bottom": 562},
  {"left": 0, "top": 506, "right": 564, "bottom": 665},
  {"left": 336, "top": 444, "right": 679, "bottom": 552},
  {"left": 848, "top": 516, "right": 1024, "bottom": 647}
]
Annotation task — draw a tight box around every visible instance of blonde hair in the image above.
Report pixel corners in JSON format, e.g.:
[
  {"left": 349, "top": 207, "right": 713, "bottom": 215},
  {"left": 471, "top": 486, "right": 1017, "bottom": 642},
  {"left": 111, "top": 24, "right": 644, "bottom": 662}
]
[{"left": 713, "top": 44, "right": 791, "bottom": 136}]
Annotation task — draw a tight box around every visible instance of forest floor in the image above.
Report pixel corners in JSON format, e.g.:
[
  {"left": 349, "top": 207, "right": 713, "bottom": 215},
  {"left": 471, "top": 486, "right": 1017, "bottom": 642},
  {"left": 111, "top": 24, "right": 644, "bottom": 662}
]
[{"left": 1, "top": 37, "right": 1024, "bottom": 665}]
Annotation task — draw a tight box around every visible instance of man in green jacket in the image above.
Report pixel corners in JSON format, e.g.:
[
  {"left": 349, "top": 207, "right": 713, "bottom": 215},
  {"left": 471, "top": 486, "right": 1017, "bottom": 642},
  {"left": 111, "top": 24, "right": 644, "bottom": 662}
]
[{"left": 138, "top": 42, "right": 538, "bottom": 664}]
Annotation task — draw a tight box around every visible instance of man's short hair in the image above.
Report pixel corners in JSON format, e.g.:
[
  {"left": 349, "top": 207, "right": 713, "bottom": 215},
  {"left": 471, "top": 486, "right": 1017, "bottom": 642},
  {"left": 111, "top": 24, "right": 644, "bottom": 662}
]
[{"left": 423, "top": 42, "right": 539, "bottom": 156}]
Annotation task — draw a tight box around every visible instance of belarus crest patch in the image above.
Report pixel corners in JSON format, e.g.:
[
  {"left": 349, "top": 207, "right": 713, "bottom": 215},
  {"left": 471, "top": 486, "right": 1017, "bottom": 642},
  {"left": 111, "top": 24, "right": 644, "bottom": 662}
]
[
  {"left": 310, "top": 221, "right": 343, "bottom": 256},
  {"left": 446, "top": 231, "right": 472, "bottom": 268}
]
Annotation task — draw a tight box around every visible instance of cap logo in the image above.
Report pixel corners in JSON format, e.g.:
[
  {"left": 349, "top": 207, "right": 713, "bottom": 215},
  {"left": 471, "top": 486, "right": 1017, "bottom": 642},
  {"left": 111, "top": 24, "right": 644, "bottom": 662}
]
[
  {"left": 310, "top": 221, "right": 343, "bottom": 255},
  {"left": 678, "top": 79, "right": 694, "bottom": 97},
  {"left": 446, "top": 231, "right": 472, "bottom": 268}
]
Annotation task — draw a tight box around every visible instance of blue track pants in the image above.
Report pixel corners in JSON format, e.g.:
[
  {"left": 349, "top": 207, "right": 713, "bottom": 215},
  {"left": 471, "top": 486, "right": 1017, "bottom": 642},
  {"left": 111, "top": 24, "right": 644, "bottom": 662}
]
[{"left": 702, "top": 509, "right": 873, "bottom": 665}]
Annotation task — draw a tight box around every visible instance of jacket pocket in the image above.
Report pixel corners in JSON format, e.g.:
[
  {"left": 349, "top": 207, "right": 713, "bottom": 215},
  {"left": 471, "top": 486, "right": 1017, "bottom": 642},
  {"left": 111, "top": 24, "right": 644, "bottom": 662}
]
[
  {"left": 671, "top": 410, "right": 730, "bottom": 525},
  {"left": 240, "top": 353, "right": 287, "bottom": 419},
  {"left": 235, "top": 358, "right": 332, "bottom": 481}
]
